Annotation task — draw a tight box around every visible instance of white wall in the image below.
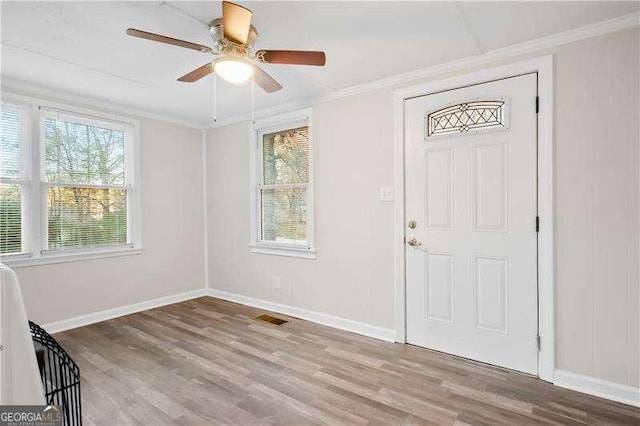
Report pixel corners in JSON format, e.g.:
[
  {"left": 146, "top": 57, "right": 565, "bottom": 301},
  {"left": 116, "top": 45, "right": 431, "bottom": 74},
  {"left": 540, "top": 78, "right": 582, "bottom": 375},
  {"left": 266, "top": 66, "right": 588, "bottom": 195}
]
[
  {"left": 207, "top": 91, "right": 395, "bottom": 328},
  {"left": 11, "top": 114, "right": 205, "bottom": 326},
  {"left": 553, "top": 28, "right": 639, "bottom": 390},
  {"left": 206, "top": 28, "right": 639, "bottom": 390}
]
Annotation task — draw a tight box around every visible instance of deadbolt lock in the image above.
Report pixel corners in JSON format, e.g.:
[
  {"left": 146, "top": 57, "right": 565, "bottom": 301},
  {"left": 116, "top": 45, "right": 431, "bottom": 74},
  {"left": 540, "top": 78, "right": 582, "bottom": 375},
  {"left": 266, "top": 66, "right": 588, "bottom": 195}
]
[{"left": 408, "top": 220, "right": 417, "bottom": 229}]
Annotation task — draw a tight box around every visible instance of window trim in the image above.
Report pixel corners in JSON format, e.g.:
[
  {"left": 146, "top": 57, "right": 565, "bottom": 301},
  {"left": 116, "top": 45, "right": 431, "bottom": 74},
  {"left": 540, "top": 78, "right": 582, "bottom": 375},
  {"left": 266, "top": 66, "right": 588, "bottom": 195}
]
[
  {"left": 249, "top": 108, "right": 315, "bottom": 259},
  {"left": 0, "top": 92, "right": 142, "bottom": 267}
]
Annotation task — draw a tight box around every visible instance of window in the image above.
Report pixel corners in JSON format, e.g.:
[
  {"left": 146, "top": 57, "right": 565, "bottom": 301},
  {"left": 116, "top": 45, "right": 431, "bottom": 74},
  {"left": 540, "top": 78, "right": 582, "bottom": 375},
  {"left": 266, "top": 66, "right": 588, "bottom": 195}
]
[
  {"left": 426, "top": 100, "right": 507, "bottom": 137},
  {"left": 251, "top": 110, "right": 315, "bottom": 259},
  {"left": 0, "top": 95, "right": 140, "bottom": 266},
  {"left": 42, "top": 110, "right": 131, "bottom": 251}
]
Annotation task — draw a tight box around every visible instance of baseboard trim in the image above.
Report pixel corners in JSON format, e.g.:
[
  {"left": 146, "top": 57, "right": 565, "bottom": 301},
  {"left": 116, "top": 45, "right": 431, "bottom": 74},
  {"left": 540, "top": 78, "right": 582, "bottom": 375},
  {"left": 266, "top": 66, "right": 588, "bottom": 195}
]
[
  {"left": 43, "top": 289, "right": 207, "bottom": 334},
  {"left": 38, "top": 287, "right": 640, "bottom": 408},
  {"left": 554, "top": 369, "right": 640, "bottom": 408},
  {"left": 207, "top": 288, "right": 396, "bottom": 342}
]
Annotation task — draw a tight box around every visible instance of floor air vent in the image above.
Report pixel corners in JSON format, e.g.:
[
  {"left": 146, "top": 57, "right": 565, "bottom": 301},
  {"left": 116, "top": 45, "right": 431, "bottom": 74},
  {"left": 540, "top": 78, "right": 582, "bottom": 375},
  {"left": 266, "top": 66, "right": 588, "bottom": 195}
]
[{"left": 255, "top": 314, "right": 288, "bottom": 325}]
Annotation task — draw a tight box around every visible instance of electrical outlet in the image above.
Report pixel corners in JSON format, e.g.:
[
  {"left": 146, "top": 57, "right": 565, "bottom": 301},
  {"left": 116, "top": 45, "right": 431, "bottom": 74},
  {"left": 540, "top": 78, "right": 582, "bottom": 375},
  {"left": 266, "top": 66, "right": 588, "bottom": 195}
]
[{"left": 274, "top": 276, "right": 282, "bottom": 291}]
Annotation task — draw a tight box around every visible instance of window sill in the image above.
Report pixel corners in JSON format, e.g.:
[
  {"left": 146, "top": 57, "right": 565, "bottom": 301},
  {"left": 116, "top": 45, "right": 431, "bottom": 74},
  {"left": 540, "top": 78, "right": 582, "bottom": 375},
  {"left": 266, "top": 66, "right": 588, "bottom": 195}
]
[
  {"left": 249, "top": 244, "right": 316, "bottom": 259},
  {"left": 0, "top": 247, "right": 144, "bottom": 268}
]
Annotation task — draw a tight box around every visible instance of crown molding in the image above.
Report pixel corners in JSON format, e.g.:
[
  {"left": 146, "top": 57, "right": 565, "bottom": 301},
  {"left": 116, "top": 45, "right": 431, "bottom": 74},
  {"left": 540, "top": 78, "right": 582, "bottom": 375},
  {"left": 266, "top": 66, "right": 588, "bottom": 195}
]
[
  {"left": 1, "top": 78, "right": 208, "bottom": 130},
  {"left": 2, "top": 12, "right": 636, "bottom": 130},
  {"left": 208, "top": 11, "right": 639, "bottom": 129}
]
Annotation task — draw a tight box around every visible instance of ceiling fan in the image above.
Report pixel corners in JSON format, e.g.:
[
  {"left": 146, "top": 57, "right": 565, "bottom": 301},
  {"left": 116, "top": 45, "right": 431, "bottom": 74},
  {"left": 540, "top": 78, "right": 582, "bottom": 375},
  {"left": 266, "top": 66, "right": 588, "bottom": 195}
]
[{"left": 126, "top": 1, "right": 326, "bottom": 93}]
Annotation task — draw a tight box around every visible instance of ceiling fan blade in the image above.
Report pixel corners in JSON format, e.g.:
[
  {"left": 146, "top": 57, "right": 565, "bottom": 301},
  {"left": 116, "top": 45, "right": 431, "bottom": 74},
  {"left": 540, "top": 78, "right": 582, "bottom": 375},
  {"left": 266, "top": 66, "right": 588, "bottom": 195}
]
[
  {"left": 178, "top": 62, "right": 214, "bottom": 82},
  {"left": 252, "top": 65, "right": 283, "bottom": 93},
  {"left": 222, "top": 1, "right": 253, "bottom": 45},
  {"left": 126, "top": 28, "right": 212, "bottom": 53},
  {"left": 256, "top": 50, "right": 326, "bottom": 66}
]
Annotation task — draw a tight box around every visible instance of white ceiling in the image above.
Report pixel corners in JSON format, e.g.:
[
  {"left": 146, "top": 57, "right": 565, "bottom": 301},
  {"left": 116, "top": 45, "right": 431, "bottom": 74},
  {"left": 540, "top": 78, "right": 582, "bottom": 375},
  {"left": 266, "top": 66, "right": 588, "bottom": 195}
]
[{"left": 2, "top": 1, "right": 638, "bottom": 127}]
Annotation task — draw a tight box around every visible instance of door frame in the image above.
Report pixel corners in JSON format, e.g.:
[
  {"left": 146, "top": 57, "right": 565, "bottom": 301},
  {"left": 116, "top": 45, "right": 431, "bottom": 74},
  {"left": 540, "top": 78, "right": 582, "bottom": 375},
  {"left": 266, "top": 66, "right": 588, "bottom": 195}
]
[{"left": 393, "top": 55, "right": 554, "bottom": 381}]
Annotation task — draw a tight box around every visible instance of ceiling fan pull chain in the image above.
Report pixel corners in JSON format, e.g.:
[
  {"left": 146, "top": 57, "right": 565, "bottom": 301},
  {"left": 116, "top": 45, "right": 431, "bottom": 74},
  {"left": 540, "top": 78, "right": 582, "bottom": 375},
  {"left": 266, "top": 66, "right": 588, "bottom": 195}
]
[
  {"left": 250, "top": 75, "right": 255, "bottom": 125},
  {"left": 213, "top": 71, "right": 218, "bottom": 123}
]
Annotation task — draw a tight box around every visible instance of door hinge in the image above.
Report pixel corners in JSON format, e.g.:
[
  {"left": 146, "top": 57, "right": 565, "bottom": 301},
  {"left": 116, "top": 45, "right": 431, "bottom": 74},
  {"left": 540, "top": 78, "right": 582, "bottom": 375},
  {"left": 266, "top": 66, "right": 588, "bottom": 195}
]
[
  {"left": 535, "top": 96, "right": 540, "bottom": 114},
  {"left": 535, "top": 216, "right": 540, "bottom": 233},
  {"left": 536, "top": 335, "right": 541, "bottom": 351}
]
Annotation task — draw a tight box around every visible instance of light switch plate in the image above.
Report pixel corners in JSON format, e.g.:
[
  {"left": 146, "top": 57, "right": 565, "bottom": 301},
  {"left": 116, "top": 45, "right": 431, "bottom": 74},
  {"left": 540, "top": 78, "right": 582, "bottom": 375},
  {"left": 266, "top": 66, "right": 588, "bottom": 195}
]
[{"left": 379, "top": 186, "right": 394, "bottom": 202}]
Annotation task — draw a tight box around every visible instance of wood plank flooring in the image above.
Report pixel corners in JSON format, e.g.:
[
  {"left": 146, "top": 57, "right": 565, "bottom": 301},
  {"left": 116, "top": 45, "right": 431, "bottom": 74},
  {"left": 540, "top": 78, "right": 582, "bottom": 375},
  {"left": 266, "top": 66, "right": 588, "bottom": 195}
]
[{"left": 54, "top": 297, "right": 640, "bottom": 425}]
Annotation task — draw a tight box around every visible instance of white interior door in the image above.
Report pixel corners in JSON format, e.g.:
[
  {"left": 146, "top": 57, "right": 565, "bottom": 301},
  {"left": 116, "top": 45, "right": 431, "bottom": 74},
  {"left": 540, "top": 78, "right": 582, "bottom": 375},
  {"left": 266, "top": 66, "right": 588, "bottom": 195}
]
[{"left": 405, "top": 73, "right": 538, "bottom": 375}]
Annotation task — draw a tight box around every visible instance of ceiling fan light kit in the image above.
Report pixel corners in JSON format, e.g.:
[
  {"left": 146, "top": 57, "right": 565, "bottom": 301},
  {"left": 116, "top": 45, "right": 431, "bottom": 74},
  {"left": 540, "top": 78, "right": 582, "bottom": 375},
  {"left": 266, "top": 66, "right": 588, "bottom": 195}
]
[
  {"left": 214, "top": 58, "right": 253, "bottom": 84},
  {"left": 126, "top": 1, "right": 326, "bottom": 92}
]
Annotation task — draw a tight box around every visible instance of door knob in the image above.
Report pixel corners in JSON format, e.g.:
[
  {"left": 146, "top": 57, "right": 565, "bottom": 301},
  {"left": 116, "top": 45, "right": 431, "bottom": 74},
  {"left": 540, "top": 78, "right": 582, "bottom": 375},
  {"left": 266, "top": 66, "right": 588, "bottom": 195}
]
[
  {"left": 407, "top": 238, "right": 421, "bottom": 247},
  {"left": 408, "top": 220, "right": 417, "bottom": 229}
]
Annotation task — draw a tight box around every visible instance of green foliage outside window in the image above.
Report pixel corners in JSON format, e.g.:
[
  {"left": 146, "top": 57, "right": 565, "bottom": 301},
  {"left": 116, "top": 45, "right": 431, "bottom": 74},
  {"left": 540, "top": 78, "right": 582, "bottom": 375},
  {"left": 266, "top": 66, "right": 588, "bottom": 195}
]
[
  {"left": 261, "top": 126, "right": 309, "bottom": 244},
  {"left": 0, "top": 185, "right": 22, "bottom": 254},
  {"left": 0, "top": 108, "right": 131, "bottom": 255},
  {"left": 44, "top": 118, "right": 128, "bottom": 250}
]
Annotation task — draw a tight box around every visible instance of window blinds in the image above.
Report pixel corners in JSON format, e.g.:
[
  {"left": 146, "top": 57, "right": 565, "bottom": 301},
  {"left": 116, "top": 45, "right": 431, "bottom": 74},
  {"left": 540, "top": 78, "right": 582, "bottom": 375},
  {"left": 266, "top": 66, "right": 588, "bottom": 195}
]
[
  {"left": 42, "top": 110, "right": 130, "bottom": 251},
  {"left": 0, "top": 107, "right": 26, "bottom": 255},
  {"left": 259, "top": 126, "right": 310, "bottom": 246},
  {"left": 1, "top": 110, "right": 21, "bottom": 179},
  {"left": 0, "top": 184, "right": 22, "bottom": 254}
]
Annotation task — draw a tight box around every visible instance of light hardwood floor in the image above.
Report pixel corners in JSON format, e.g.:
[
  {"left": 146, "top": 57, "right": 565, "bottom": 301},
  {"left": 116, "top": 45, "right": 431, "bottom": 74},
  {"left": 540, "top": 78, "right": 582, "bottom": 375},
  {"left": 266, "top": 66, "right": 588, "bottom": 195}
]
[{"left": 54, "top": 297, "right": 640, "bottom": 425}]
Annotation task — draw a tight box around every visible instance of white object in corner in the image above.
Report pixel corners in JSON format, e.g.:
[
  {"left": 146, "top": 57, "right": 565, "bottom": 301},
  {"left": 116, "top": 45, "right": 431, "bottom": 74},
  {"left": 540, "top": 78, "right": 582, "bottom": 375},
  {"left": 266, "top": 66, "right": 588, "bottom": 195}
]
[
  {"left": 0, "top": 264, "right": 45, "bottom": 404},
  {"left": 208, "top": 288, "right": 395, "bottom": 342},
  {"left": 43, "top": 289, "right": 206, "bottom": 334},
  {"left": 554, "top": 370, "right": 640, "bottom": 408}
]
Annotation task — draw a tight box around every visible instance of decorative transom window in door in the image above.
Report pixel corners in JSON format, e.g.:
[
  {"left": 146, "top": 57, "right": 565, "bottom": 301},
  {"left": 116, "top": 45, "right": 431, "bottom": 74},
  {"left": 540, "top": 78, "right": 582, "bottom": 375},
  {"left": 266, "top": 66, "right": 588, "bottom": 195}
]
[{"left": 426, "top": 100, "right": 507, "bottom": 137}]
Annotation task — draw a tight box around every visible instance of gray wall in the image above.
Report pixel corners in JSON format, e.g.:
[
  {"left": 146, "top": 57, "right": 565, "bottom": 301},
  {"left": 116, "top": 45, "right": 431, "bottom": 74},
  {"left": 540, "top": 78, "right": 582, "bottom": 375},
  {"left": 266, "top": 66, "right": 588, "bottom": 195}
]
[
  {"left": 206, "top": 28, "right": 639, "bottom": 388},
  {"left": 14, "top": 116, "right": 205, "bottom": 325},
  {"left": 553, "top": 28, "right": 639, "bottom": 387}
]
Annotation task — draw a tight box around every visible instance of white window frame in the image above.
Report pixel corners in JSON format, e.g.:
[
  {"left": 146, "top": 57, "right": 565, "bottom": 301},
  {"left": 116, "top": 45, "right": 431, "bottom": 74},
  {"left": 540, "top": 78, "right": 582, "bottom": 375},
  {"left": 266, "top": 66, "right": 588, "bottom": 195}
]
[
  {"left": 249, "top": 108, "right": 315, "bottom": 259},
  {"left": 0, "top": 92, "right": 142, "bottom": 267}
]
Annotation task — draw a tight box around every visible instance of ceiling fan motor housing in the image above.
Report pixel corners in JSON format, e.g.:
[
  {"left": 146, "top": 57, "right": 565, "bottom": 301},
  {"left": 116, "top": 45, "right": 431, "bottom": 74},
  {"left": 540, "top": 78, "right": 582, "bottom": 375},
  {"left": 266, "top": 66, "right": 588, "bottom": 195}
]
[{"left": 208, "top": 18, "right": 258, "bottom": 53}]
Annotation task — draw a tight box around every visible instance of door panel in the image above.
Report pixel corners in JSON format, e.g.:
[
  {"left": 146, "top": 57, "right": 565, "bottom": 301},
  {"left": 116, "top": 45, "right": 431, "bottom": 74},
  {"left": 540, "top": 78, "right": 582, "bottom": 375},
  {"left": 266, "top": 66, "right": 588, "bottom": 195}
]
[
  {"left": 405, "top": 73, "right": 538, "bottom": 375},
  {"left": 474, "top": 256, "right": 508, "bottom": 333},
  {"left": 474, "top": 142, "right": 507, "bottom": 231},
  {"left": 425, "top": 252, "right": 454, "bottom": 322},
  {"left": 425, "top": 149, "right": 453, "bottom": 230}
]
